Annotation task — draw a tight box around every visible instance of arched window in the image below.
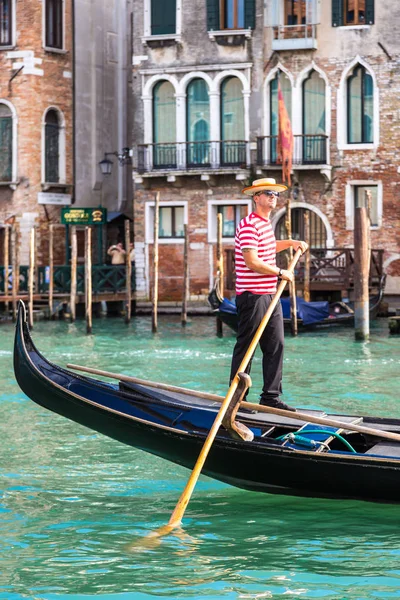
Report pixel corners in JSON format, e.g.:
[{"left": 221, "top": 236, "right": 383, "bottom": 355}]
[
  {"left": 0, "top": 104, "right": 12, "bottom": 182},
  {"left": 276, "top": 208, "right": 327, "bottom": 252},
  {"left": 302, "top": 70, "right": 326, "bottom": 163},
  {"left": 45, "top": 109, "right": 60, "bottom": 183},
  {"left": 221, "top": 76, "right": 245, "bottom": 165},
  {"left": 347, "top": 64, "right": 373, "bottom": 144},
  {"left": 269, "top": 70, "right": 291, "bottom": 163},
  {"left": 153, "top": 80, "right": 176, "bottom": 168},
  {"left": 187, "top": 78, "right": 210, "bottom": 166}
]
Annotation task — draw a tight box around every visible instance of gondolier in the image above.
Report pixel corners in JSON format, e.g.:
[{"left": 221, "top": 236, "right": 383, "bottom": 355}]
[{"left": 229, "top": 178, "right": 308, "bottom": 412}]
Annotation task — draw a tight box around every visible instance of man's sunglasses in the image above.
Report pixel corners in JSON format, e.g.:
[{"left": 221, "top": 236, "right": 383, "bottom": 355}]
[{"left": 255, "top": 191, "right": 280, "bottom": 197}]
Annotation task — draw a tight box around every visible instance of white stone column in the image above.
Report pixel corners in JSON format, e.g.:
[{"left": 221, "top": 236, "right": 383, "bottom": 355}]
[
  {"left": 209, "top": 91, "right": 220, "bottom": 167},
  {"left": 142, "top": 95, "right": 153, "bottom": 170},
  {"left": 243, "top": 90, "right": 251, "bottom": 167},
  {"left": 176, "top": 92, "right": 186, "bottom": 169}
]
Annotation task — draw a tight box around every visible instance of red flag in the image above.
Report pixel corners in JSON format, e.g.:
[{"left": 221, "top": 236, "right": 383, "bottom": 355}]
[{"left": 277, "top": 82, "right": 294, "bottom": 186}]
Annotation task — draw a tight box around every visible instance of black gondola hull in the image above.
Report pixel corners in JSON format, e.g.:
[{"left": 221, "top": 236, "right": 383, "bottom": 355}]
[{"left": 14, "top": 302, "right": 400, "bottom": 503}]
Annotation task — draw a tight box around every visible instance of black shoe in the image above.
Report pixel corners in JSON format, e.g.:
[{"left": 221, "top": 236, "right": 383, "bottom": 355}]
[{"left": 260, "top": 398, "right": 297, "bottom": 412}]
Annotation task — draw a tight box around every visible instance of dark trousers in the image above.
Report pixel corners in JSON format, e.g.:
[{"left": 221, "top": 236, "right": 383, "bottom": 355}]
[{"left": 229, "top": 292, "right": 284, "bottom": 403}]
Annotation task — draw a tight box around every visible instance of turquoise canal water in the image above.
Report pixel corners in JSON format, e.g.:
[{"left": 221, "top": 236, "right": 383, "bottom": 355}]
[{"left": 1, "top": 315, "right": 400, "bottom": 600}]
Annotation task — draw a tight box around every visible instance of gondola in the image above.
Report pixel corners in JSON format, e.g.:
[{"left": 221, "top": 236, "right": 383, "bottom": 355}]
[
  {"left": 208, "top": 275, "right": 386, "bottom": 333},
  {"left": 14, "top": 300, "right": 400, "bottom": 503}
]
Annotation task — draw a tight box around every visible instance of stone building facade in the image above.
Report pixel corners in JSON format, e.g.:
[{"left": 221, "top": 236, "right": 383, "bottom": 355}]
[{"left": 131, "top": 0, "right": 400, "bottom": 304}]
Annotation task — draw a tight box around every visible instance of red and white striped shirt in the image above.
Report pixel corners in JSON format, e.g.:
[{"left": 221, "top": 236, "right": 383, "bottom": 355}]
[{"left": 235, "top": 212, "right": 278, "bottom": 295}]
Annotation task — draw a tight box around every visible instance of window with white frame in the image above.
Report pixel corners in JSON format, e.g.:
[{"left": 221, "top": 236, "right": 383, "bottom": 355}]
[
  {"left": 269, "top": 70, "right": 292, "bottom": 163},
  {"left": 345, "top": 182, "right": 382, "bottom": 229},
  {"left": 347, "top": 64, "right": 373, "bottom": 144},
  {"left": 146, "top": 202, "right": 187, "bottom": 243},
  {"left": 208, "top": 200, "right": 251, "bottom": 242},
  {"left": 0, "top": 103, "right": 12, "bottom": 182},
  {"left": 153, "top": 80, "right": 177, "bottom": 168},
  {"left": 45, "top": 0, "right": 63, "bottom": 50},
  {"left": 217, "top": 204, "right": 248, "bottom": 237},
  {"left": 0, "top": 0, "right": 13, "bottom": 46}
]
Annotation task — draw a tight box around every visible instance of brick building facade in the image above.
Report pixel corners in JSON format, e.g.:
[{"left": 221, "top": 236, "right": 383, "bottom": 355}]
[
  {"left": 0, "top": 0, "right": 133, "bottom": 271},
  {"left": 131, "top": 0, "right": 400, "bottom": 305},
  {"left": 0, "top": 0, "right": 73, "bottom": 265}
]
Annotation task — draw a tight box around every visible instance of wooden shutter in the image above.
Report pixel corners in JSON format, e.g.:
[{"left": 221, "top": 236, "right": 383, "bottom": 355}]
[
  {"left": 331, "top": 0, "right": 343, "bottom": 27},
  {"left": 151, "top": 0, "right": 176, "bottom": 35},
  {"left": 207, "top": 0, "right": 220, "bottom": 31},
  {"left": 244, "top": 0, "right": 256, "bottom": 29},
  {"left": 365, "top": 0, "right": 374, "bottom": 24}
]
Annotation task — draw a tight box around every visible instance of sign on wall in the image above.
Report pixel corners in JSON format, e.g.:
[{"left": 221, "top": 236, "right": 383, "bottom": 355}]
[
  {"left": 38, "top": 192, "right": 72, "bottom": 206},
  {"left": 61, "top": 207, "right": 107, "bottom": 225}
]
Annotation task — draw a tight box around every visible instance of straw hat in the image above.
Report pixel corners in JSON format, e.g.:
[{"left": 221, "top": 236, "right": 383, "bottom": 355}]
[{"left": 242, "top": 177, "right": 288, "bottom": 196}]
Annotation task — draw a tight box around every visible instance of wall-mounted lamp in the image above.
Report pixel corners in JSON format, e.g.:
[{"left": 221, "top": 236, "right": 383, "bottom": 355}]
[
  {"left": 98, "top": 147, "right": 132, "bottom": 176},
  {"left": 99, "top": 156, "right": 113, "bottom": 176}
]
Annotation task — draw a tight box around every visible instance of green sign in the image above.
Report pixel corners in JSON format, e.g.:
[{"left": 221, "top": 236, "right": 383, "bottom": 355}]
[{"left": 61, "top": 207, "right": 107, "bottom": 225}]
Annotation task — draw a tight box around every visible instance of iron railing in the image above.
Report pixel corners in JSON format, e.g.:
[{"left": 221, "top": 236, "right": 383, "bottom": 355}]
[
  {"left": 224, "top": 248, "right": 384, "bottom": 291},
  {"left": 0, "top": 265, "right": 135, "bottom": 295},
  {"left": 137, "top": 140, "right": 249, "bottom": 172},
  {"left": 256, "top": 134, "right": 328, "bottom": 166}
]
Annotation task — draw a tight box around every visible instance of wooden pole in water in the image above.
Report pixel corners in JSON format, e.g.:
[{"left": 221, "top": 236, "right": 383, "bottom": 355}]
[
  {"left": 285, "top": 194, "right": 298, "bottom": 336},
  {"left": 124, "top": 218, "right": 132, "bottom": 324},
  {"left": 70, "top": 226, "right": 77, "bottom": 322},
  {"left": 181, "top": 224, "right": 189, "bottom": 326},
  {"left": 4, "top": 225, "right": 9, "bottom": 315},
  {"left": 28, "top": 228, "right": 35, "bottom": 329},
  {"left": 11, "top": 225, "right": 17, "bottom": 321},
  {"left": 303, "top": 210, "right": 310, "bottom": 302},
  {"left": 48, "top": 224, "right": 54, "bottom": 317},
  {"left": 216, "top": 212, "right": 223, "bottom": 337},
  {"left": 354, "top": 204, "right": 370, "bottom": 340},
  {"left": 85, "top": 226, "right": 92, "bottom": 334},
  {"left": 152, "top": 191, "right": 160, "bottom": 333}
]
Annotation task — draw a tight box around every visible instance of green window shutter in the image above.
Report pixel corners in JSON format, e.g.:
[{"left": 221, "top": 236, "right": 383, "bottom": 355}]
[
  {"left": 365, "top": 0, "right": 374, "bottom": 24},
  {"left": 244, "top": 0, "right": 256, "bottom": 29},
  {"left": 151, "top": 0, "right": 176, "bottom": 35},
  {"left": 207, "top": 0, "right": 220, "bottom": 31},
  {"left": 332, "top": 0, "right": 343, "bottom": 27}
]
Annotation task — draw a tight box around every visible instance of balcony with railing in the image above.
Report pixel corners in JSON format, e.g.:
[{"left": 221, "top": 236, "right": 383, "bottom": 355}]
[
  {"left": 270, "top": 0, "right": 318, "bottom": 50},
  {"left": 272, "top": 23, "right": 317, "bottom": 51},
  {"left": 256, "top": 135, "right": 329, "bottom": 168},
  {"left": 136, "top": 141, "right": 250, "bottom": 174}
]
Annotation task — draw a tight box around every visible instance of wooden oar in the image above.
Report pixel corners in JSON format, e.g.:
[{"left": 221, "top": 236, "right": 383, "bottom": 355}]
[{"left": 67, "top": 362, "right": 400, "bottom": 444}]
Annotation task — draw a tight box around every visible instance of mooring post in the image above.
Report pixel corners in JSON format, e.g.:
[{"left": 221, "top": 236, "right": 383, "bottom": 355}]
[
  {"left": 11, "top": 225, "right": 17, "bottom": 322},
  {"left": 152, "top": 192, "right": 160, "bottom": 333},
  {"left": 303, "top": 210, "right": 310, "bottom": 303},
  {"left": 354, "top": 205, "right": 370, "bottom": 340},
  {"left": 48, "top": 224, "right": 54, "bottom": 318},
  {"left": 181, "top": 224, "right": 189, "bottom": 326},
  {"left": 216, "top": 213, "right": 224, "bottom": 337},
  {"left": 4, "top": 225, "right": 9, "bottom": 315},
  {"left": 28, "top": 228, "right": 35, "bottom": 329},
  {"left": 70, "top": 225, "right": 77, "bottom": 322},
  {"left": 85, "top": 226, "right": 92, "bottom": 334},
  {"left": 285, "top": 194, "right": 298, "bottom": 336},
  {"left": 124, "top": 218, "right": 132, "bottom": 324}
]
